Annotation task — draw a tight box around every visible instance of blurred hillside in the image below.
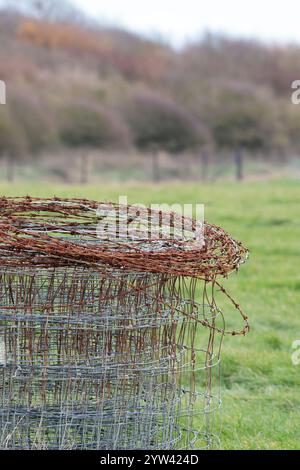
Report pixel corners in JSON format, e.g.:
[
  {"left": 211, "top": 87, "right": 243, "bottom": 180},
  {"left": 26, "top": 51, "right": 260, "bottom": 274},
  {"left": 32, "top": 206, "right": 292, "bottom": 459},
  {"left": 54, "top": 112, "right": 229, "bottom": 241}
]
[{"left": 1, "top": 0, "right": 300, "bottom": 183}]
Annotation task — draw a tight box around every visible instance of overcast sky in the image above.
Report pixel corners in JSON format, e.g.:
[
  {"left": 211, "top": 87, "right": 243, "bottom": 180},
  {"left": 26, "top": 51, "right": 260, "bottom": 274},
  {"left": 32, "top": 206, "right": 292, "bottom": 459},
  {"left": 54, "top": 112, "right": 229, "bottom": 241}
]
[{"left": 72, "top": 0, "right": 300, "bottom": 46}]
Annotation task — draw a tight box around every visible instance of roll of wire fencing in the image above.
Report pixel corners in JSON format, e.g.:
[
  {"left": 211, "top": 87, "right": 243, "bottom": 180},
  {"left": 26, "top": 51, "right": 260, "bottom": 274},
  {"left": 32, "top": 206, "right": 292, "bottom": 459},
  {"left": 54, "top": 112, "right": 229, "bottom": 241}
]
[{"left": 0, "top": 197, "right": 249, "bottom": 450}]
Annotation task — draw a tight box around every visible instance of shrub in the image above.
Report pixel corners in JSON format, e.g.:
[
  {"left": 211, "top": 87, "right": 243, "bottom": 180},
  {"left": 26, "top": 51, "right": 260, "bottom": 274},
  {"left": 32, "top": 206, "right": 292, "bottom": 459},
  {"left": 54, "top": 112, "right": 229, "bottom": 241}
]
[
  {"left": 127, "top": 91, "right": 201, "bottom": 154},
  {"left": 60, "top": 101, "right": 130, "bottom": 150},
  {"left": 59, "top": 101, "right": 130, "bottom": 183},
  {"left": 0, "top": 107, "right": 28, "bottom": 180}
]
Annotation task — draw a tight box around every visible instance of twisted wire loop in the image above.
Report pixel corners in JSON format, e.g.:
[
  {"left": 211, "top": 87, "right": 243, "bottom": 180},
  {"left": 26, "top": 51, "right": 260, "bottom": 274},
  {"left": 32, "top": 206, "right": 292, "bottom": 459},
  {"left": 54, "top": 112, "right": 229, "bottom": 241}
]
[{"left": 0, "top": 197, "right": 248, "bottom": 450}]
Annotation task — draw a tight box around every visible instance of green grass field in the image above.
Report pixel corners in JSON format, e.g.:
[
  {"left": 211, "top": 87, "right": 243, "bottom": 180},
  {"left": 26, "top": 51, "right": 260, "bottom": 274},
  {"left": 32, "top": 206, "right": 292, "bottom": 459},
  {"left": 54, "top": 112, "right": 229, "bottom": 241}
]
[{"left": 1, "top": 178, "right": 299, "bottom": 450}]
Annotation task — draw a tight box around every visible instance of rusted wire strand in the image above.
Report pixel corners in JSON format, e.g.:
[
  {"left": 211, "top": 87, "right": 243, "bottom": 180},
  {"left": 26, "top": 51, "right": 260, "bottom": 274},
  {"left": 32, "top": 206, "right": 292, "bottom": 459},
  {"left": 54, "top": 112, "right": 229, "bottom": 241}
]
[{"left": 0, "top": 197, "right": 248, "bottom": 450}]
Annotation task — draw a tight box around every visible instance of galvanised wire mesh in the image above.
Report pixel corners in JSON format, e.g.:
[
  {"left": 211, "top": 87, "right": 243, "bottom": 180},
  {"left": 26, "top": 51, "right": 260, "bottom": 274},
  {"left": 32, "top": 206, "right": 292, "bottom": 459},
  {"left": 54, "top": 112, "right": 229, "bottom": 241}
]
[{"left": 0, "top": 197, "right": 248, "bottom": 450}]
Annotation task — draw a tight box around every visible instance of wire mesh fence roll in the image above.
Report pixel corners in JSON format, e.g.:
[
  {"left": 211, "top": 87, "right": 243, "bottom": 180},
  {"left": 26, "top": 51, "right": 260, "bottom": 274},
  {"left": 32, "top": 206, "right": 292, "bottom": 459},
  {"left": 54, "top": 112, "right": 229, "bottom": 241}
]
[{"left": 0, "top": 197, "right": 249, "bottom": 450}]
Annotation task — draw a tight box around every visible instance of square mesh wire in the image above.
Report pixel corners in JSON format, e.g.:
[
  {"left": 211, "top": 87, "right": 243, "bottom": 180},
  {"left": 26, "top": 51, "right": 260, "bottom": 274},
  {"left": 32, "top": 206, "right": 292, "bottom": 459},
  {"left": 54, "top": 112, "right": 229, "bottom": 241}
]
[{"left": 0, "top": 267, "right": 223, "bottom": 450}]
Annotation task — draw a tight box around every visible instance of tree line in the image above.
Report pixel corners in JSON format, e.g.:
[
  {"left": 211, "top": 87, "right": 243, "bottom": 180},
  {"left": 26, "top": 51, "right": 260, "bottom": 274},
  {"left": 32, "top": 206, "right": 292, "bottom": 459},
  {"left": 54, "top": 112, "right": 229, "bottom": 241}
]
[{"left": 1, "top": 1, "right": 300, "bottom": 182}]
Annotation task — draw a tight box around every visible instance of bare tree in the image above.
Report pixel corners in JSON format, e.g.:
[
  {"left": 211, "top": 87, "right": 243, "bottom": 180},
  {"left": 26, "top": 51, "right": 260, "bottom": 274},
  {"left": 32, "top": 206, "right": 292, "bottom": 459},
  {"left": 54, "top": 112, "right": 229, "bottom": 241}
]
[{"left": 4, "top": 0, "right": 90, "bottom": 24}]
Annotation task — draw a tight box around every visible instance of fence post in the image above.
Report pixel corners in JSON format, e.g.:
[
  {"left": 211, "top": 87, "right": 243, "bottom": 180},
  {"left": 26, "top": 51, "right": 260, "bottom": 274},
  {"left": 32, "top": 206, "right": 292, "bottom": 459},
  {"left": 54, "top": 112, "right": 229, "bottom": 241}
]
[{"left": 235, "top": 149, "right": 244, "bottom": 181}]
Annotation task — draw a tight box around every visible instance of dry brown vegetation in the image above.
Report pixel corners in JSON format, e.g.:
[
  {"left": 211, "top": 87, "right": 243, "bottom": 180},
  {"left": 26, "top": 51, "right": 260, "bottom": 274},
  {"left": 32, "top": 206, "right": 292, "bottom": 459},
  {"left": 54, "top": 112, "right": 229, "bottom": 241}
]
[{"left": 1, "top": 1, "right": 300, "bottom": 182}]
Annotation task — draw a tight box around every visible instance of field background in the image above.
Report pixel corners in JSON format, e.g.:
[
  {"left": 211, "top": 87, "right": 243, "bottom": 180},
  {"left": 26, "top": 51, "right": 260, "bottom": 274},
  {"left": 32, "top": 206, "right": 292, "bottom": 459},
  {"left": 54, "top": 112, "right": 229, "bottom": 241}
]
[{"left": 1, "top": 177, "right": 299, "bottom": 450}]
